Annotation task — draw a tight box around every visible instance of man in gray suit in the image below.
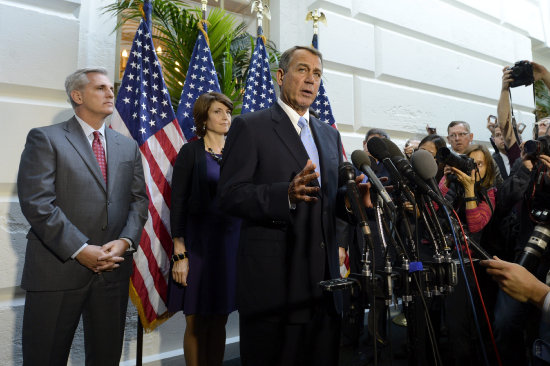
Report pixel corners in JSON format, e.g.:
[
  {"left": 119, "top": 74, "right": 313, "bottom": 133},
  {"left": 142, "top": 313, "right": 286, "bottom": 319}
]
[{"left": 17, "top": 68, "right": 149, "bottom": 365}]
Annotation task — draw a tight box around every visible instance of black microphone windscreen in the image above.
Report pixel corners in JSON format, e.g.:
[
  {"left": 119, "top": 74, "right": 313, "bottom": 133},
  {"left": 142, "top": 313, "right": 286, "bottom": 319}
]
[
  {"left": 338, "top": 161, "right": 356, "bottom": 186},
  {"left": 366, "top": 137, "right": 390, "bottom": 161},
  {"left": 383, "top": 139, "right": 405, "bottom": 159},
  {"left": 411, "top": 149, "right": 438, "bottom": 180},
  {"left": 351, "top": 150, "right": 371, "bottom": 169}
]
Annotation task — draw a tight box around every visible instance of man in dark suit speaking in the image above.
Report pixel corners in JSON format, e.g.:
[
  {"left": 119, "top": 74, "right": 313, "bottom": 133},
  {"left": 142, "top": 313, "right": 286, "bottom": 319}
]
[
  {"left": 219, "top": 46, "right": 349, "bottom": 365},
  {"left": 17, "top": 68, "right": 149, "bottom": 365}
]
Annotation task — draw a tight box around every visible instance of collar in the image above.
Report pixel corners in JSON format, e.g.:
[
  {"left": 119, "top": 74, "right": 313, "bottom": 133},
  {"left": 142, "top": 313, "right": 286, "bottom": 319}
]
[
  {"left": 75, "top": 115, "right": 106, "bottom": 138},
  {"left": 277, "top": 98, "right": 310, "bottom": 134}
]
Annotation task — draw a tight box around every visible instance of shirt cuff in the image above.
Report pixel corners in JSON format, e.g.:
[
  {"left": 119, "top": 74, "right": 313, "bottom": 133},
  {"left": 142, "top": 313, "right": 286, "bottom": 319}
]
[
  {"left": 543, "top": 291, "right": 550, "bottom": 324},
  {"left": 120, "top": 237, "right": 134, "bottom": 252},
  {"left": 71, "top": 243, "right": 88, "bottom": 259},
  {"left": 289, "top": 196, "right": 296, "bottom": 210}
]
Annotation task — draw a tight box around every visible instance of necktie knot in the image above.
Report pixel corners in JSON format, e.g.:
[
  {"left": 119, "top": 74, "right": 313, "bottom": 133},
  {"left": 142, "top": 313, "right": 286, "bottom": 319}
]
[{"left": 298, "top": 117, "right": 307, "bottom": 130}]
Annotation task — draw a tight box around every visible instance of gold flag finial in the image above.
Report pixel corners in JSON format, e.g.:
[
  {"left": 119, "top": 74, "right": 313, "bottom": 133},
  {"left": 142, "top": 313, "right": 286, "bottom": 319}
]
[
  {"left": 305, "top": 9, "right": 327, "bottom": 35},
  {"left": 251, "top": 1, "right": 271, "bottom": 30}
]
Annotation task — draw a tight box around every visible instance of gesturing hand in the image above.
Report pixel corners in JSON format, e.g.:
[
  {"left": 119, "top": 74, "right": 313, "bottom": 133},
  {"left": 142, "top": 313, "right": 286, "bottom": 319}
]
[
  {"left": 288, "top": 160, "right": 320, "bottom": 204},
  {"left": 355, "top": 174, "right": 373, "bottom": 209}
]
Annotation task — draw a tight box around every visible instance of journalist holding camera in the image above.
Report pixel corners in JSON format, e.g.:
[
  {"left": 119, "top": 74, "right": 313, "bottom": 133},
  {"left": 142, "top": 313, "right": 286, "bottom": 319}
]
[
  {"left": 484, "top": 60, "right": 550, "bottom": 366},
  {"left": 433, "top": 143, "right": 499, "bottom": 364}
]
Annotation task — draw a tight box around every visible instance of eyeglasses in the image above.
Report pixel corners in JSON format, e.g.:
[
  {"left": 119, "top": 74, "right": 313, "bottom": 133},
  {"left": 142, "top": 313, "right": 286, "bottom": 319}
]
[{"left": 448, "top": 132, "right": 470, "bottom": 139}]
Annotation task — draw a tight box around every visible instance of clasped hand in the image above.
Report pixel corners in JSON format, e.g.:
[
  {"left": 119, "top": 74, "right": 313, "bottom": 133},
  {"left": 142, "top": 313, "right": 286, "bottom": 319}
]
[{"left": 76, "top": 239, "right": 127, "bottom": 273}]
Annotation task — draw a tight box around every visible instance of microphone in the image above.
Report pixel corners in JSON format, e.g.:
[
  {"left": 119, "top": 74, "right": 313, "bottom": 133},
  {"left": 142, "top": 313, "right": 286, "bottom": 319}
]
[
  {"left": 392, "top": 156, "right": 450, "bottom": 208},
  {"left": 411, "top": 149, "right": 442, "bottom": 196},
  {"left": 382, "top": 138, "right": 405, "bottom": 159},
  {"left": 366, "top": 137, "right": 404, "bottom": 185},
  {"left": 384, "top": 138, "right": 449, "bottom": 208},
  {"left": 351, "top": 150, "right": 396, "bottom": 212},
  {"left": 338, "top": 162, "right": 370, "bottom": 236}
]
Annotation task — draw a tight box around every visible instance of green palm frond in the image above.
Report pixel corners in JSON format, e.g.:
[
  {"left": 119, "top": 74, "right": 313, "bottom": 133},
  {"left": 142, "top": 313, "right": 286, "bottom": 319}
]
[
  {"left": 535, "top": 80, "right": 550, "bottom": 120},
  {"left": 103, "top": 0, "right": 280, "bottom": 114}
]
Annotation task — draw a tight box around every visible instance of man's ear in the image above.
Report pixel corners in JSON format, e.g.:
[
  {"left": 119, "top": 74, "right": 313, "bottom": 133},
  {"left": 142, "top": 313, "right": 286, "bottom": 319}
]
[
  {"left": 276, "top": 69, "right": 284, "bottom": 87},
  {"left": 70, "top": 90, "right": 83, "bottom": 106}
]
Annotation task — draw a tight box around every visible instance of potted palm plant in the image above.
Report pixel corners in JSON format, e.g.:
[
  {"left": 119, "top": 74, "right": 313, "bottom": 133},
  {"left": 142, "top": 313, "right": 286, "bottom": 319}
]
[{"left": 104, "top": 0, "right": 280, "bottom": 113}]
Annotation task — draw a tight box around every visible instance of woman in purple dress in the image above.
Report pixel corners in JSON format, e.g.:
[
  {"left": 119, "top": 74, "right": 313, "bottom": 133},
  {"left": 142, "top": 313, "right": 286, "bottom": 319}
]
[{"left": 168, "top": 92, "right": 240, "bottom": 366}]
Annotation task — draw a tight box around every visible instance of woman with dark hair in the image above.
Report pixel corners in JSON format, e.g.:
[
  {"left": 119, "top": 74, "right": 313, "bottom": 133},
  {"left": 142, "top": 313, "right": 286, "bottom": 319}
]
[
  {"left": 438, "top": 143, "right": 498, "bottom": 365},
  {"left": 168, "top": 92, "right": 240, "bottom": 366},
  {"left": 418, "top": 134, "right": 447, "bottom": 182},
  {"left": 440, "top": 143, "right": 497, "bottom": 237}
]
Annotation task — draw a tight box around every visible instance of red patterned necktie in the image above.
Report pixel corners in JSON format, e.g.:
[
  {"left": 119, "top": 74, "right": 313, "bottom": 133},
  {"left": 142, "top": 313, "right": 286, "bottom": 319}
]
[{"left": 92, "top": 131, "right": 107, "bottom": 183}]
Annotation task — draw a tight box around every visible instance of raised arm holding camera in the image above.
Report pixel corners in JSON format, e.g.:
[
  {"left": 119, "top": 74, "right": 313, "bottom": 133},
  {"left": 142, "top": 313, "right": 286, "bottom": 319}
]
[{"left": 490, "top": 60, "right": 550, "bottom": 366}]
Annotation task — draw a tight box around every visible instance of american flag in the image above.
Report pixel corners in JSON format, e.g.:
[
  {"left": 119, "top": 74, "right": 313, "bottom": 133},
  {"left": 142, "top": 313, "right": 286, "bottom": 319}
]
[
  {"left": 311, "top": 33, "right": 337, "bottom": 129},
  {"left": 175, "top": 23, "right": 220, "bottom": 141},
  {"left": 241, "top": 35, "right": 276, "bottom": 114},
  {"left": 111, "top": 19, "right": 185, "bottom": 331}
]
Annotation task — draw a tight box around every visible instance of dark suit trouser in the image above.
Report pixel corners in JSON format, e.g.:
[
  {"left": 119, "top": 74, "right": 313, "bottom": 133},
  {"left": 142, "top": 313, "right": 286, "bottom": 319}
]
[
  {"left": 22, "top": 273, "right": 130, "bottom": 366},
  {"left": 239, "top": 295, "right": 341, "bottom": 366}
]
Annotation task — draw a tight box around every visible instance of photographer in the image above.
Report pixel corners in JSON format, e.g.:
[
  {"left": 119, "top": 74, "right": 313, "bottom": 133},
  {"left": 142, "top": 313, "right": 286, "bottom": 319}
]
[
  {"left": 497, "top": 61, "right": 550, "bottom": 161},
  {"left": 492, "top": 60, "right": 550, "bottom": 365},
  {"left": 492, "top": 146, "right": 550, "bottom": 365},
  {"left": 435, "top": 144, "right": 499, "bottom": 365},
  {"left": 439, "top": 144, "right": 497, "bottom": 240}
]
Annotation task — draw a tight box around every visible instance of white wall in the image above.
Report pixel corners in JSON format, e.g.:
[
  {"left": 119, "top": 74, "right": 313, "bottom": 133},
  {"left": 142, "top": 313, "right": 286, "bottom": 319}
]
[
  {"left": 270, "top": 0, "right": 549, "bottom": 151},
  {"left": 1, "top": 0, "right": 550, "bottom": 364}
]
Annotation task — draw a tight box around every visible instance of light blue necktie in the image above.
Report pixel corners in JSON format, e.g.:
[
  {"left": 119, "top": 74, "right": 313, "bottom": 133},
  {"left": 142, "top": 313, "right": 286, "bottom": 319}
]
[{"left": 298, "top": 116, "right": 321, "bottom": 185}]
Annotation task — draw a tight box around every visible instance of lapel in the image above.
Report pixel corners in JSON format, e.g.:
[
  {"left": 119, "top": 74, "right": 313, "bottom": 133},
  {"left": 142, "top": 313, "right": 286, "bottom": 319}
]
[
  {"left": 64, "top": 117, "right": 107, "bottom": 193},
  {"left": 270, "top": 103, "right": 309, "bottom": 172},
  {"left": 196, "top": 138, "right": 207, "bottom": 189},
  {"left": 309, "top": 116, "right": 335, "bottom": 189},
  {"left": 105, "top": 127, "right": 122, "bottom": 196}
]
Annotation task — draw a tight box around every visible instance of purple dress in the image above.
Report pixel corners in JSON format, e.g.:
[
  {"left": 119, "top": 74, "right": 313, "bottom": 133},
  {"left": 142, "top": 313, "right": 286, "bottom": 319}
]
[{"left": 167, "top": 152, "right": 240, "bottom": 315}]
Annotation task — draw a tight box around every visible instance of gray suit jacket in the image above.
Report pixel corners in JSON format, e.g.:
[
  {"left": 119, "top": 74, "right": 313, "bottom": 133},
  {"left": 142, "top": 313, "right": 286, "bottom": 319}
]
[{"left": 17, "top": 117, "right": 149, "bottom": 291}]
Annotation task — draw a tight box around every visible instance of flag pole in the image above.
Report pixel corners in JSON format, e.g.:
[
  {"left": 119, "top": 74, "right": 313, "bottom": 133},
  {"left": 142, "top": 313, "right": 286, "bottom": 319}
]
[
  {"left": 201, "top": 0, "right": 219, "bottom": 21},
  {"left": 136, "top": 2, "right": 152, "bottom": 366},
  {"left": 251, "top": 1, "right": 271, "bottom": 37},
  {"left": 305, "top": 9, "right": 327, "bottom": 49}
]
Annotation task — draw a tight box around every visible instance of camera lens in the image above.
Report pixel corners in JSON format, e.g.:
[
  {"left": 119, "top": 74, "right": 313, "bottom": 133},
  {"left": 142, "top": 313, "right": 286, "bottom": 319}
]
[
  {"left": 517, "top": 225, "right": 550, "bottom": 272},
  {"left": 435, "top": 147, "right": 476, "bottom": 174},
  {"left": 523, "top": 140, "right": 541, "bottom": 159}
]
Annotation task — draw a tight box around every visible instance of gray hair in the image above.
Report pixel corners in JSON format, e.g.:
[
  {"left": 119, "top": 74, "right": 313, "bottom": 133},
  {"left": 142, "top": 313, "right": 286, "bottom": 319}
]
[
  {"left": 65, "top": 67, "right": 109, "bottom": 109},
  {"left": 278, "top": 46, "right": 323, "bottom": 73},
  {"left": 447, "top": 120, "right": 471, "bottom": 134}
]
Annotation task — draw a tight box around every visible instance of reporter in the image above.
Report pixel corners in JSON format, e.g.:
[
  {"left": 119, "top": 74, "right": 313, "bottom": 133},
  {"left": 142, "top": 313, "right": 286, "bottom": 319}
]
[
  {"left": 491, "top": 146, "right": 550, "bottom": 365},
  {"left": 497, "top": 62, "right": 550, "bottom": 165},
  {"left": 418, "top": 134, "right": 447, "bottom": 182},
  {"left": 481, "top": 257, "right": 550, "bottom": 317},
  {"left": 439, "top": 144, "right": 497, "bottom": 237},
  {"left": 435, "top": 144, "right": 500, "bottom": 365}
]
